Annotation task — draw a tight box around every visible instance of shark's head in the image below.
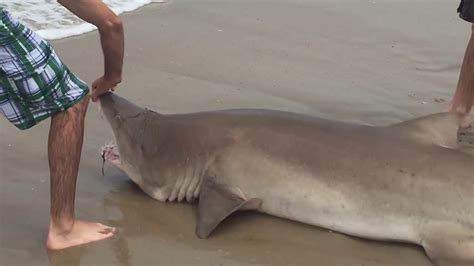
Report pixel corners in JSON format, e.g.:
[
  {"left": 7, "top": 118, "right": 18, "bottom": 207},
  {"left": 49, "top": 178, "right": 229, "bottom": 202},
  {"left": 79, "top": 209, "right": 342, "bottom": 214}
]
[
  {"left": 99, "top": 93, "right": 148, "bottom": 186},
  {"left": 99, "top": 92, "right": 145, "bottom": 130},
  {"left": 100, "top": 93, "right": 180, "bottom": 201}
]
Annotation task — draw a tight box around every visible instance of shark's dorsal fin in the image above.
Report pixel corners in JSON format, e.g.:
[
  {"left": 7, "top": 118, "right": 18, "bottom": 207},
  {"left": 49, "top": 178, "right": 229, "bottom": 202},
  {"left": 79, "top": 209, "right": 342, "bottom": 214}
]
[
  {"left": 388, "top": 112, "right": 461, "bottom": 149},
  {"left": 196, "top": 176, "right": 262, "bottom": 239}
]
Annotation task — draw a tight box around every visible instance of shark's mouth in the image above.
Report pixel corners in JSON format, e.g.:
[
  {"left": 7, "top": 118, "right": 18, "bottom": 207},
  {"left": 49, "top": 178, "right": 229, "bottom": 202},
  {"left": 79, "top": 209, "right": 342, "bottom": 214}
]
[{"left": 101, "top": 142, "right": 122, "bottom": 175}]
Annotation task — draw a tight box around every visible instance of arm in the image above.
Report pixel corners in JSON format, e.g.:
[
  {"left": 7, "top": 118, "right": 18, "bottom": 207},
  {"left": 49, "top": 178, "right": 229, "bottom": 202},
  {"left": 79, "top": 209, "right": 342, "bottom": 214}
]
[{"left": 58, "top": 0, "right": 124, "bottom": 101}]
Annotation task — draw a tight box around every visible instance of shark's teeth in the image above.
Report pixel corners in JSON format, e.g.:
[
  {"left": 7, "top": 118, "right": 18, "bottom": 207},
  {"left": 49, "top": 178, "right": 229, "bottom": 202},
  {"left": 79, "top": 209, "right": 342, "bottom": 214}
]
[
  {"left": 100, "top": 141, "right": 117, "bottom": 152},
  {"left": 100, "top": 141, "right": 120, "bottom": 159}
]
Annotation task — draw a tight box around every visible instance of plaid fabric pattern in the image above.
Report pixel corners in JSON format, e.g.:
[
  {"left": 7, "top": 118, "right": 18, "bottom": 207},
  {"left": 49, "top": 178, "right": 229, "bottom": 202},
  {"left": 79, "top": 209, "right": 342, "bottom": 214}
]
[{"left": 0, "top": 8, "right": 89, "bottom": 130}]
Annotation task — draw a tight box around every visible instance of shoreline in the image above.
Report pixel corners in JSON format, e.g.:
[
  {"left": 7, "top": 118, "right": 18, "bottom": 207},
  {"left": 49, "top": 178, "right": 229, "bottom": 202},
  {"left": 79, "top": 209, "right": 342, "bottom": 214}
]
[{"left": 2, "top": 1, "right": 167, "bottom": 41}]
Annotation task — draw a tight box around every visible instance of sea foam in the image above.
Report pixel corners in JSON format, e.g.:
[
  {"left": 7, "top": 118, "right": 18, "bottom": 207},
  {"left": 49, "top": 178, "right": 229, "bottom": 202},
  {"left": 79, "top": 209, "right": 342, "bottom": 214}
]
[{"left": 1, "top": 0, "right": 164, "bottom": 40}]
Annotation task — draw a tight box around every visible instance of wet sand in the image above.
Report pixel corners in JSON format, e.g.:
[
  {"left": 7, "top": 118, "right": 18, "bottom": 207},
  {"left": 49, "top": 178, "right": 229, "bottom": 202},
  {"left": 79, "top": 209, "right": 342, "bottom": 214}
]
[{"left": 0, "top": 0, "right": 472, "bottom": 265}]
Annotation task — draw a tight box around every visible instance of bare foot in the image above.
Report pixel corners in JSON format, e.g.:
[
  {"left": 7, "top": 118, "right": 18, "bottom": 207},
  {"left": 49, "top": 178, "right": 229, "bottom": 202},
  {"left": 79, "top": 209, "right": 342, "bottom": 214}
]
[
  {"left": 452, "top": 111, "right": 472, "bottom": 129},
  {"left": 448, "top": 105, "right": 472, "bottom": 129},
  {"left": 459, "top": 114, "right": 472, "bottom": 129},
  {"left": 47, "top": 220, "right": 115, "bottom": 250}
]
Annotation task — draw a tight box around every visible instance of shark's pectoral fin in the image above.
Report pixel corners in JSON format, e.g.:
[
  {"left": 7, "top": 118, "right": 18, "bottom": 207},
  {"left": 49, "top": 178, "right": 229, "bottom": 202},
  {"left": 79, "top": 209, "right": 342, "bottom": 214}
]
[
  {"left": 196, "top": 176, "right": 262, "bottom": 239},
  {"left": 388, "top": 112, "right": 461, "bottom": 149},
  {"left": 421, "top": 222, "right": 474, "bottom": 266}
]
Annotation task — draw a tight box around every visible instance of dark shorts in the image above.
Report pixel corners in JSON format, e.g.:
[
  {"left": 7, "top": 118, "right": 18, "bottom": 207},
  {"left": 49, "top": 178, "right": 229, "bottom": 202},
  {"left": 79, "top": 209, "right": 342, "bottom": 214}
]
[{"left": 458, "top": 0, "right": 474, "bottom": 23}]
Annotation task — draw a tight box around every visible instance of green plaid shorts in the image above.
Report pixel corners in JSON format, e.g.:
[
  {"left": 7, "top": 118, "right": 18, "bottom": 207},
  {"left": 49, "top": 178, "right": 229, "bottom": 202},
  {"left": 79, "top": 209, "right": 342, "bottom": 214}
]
[{"left": 0, "top": 8, "right": 89, "bottom": 130}]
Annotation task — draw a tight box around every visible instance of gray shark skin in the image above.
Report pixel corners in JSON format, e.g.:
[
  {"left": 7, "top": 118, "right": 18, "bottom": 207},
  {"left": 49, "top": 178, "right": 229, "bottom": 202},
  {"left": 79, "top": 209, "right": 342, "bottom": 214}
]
[{"left": 100, "top": 93, "right": 473, "bottom": 266}]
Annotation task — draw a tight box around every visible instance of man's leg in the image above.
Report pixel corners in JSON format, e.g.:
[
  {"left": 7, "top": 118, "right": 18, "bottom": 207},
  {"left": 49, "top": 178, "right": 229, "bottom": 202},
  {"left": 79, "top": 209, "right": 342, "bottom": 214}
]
[
  {"left": 46, "top": 96, "right": 115, "bottom": 250},
  {"left": 449, "top": 24, "right": 474, "bottom": 128}
]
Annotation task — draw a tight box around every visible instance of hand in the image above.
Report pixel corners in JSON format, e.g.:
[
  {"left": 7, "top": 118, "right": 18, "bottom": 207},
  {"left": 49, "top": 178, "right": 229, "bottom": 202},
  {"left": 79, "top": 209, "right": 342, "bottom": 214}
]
[{"left": 90, "top": 76, "right": 121, "bottom": 102}]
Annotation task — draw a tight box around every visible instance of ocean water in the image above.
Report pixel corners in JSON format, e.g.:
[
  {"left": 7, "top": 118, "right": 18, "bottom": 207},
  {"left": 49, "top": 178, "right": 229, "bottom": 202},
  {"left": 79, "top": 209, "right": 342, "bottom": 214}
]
[{"left": 0, "top": 0, "right": 164, "bottom": 40}]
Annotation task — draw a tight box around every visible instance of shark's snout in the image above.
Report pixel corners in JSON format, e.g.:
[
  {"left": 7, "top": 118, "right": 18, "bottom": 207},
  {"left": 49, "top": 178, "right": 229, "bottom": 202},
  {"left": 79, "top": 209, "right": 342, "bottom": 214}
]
[
  {"left": 99, "top": 92, "right": 146, "bottom": 127},
  {"left": 98, "top": 92, "right": 115, "bottom": 105},
  {"left": 99, "top": 92, "right": 117, "bottom": 123}
]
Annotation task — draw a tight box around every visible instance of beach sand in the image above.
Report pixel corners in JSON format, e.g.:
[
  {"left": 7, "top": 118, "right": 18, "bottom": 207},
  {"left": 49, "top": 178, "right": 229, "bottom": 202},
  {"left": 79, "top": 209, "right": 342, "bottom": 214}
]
[{"left": 0, "top": 0, "right": 472, "bottom": 265}]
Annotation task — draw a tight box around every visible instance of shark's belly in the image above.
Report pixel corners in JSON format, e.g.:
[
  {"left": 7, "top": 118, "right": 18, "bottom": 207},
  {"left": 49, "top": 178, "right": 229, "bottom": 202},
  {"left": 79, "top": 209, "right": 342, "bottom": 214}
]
[
  {"left": 217, "top": 147, "right": 472, "bottom": 244},
  {"left": 250, "top": 171, "right": 422, "bottom": 243}
]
